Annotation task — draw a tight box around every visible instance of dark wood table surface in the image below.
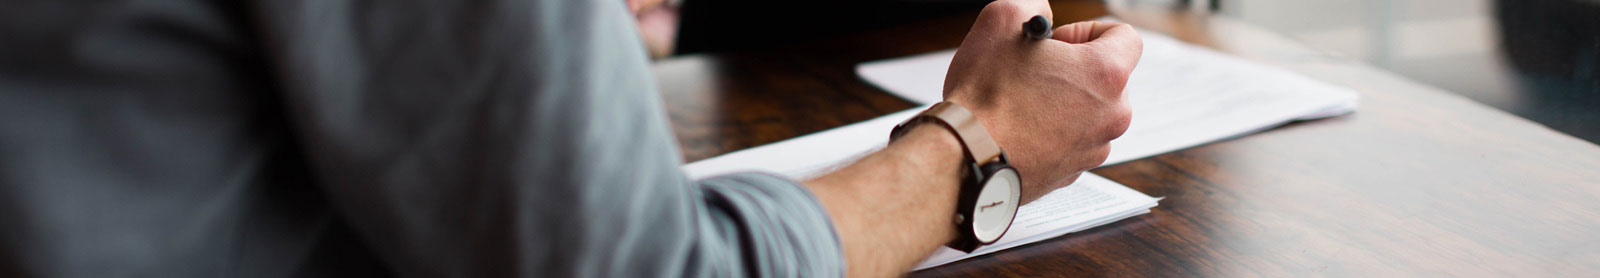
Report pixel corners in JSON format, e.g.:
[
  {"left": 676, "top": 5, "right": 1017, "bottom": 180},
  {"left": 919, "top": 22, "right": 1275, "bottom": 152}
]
[{"left": 652, "top": 1, "right": 1600, "bottom": 276}]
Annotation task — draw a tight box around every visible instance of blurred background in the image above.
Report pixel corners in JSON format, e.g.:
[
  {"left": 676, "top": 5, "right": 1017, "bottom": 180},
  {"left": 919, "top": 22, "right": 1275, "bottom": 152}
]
[
  {"left": 648, "top": 0, "right": 1600, "bottom": 145},
  {"left": 1212, "top": 0, "right": 1600, "bottom": 145}
]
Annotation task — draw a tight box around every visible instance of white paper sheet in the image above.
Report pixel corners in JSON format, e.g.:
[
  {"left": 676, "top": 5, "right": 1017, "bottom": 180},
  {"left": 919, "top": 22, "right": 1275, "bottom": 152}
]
[
  {"left": 857, "top": 29, "right": 1359, "bottom": 165},
  {"left": 682, "top": 26, "right": 1358, "bottom": 270},
  {"left": 681, "top": 124, "right": 1159, "bottom": 270},
  {"left": 913, "top": 173, "right": 1159, "bottom": 269},
  {"left": 682, "top": 108, "right": 916, "bottom": 180}
]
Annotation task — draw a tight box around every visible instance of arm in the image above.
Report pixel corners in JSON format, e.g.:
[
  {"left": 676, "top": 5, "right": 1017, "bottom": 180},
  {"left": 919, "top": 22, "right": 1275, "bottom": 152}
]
[
  {"left": 250, "top": 0, "right": 1135, "bottom": 277},
  {"left": 251, "top": 0, "right": 842, "bottom": 276},
  {"left": 802, "top": 0, "right": 1144, "bottom": 276},
  {"left": 804, "top": 125, "right": 966, "bottom": 277}
]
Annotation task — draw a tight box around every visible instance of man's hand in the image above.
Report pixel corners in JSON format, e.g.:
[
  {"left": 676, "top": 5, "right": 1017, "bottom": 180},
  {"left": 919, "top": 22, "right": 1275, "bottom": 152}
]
[
  {"left": 944, "top": 0, "right": 1143, "bottom": 204},
  {"left": 800, "top": 1, "right": 1142, "bottom": 276}
]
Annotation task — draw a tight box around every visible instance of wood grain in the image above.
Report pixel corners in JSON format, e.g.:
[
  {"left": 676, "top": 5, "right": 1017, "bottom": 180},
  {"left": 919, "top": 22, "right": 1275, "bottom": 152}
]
[{"left": 653, "top": 1, "right": 1600, "bottom": 276}]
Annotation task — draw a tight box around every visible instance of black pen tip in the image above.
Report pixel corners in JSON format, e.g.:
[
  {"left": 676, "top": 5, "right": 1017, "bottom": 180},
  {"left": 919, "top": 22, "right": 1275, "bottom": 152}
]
[{"left": 1024, "top": 15, "right": 1052, "bottom": 40}]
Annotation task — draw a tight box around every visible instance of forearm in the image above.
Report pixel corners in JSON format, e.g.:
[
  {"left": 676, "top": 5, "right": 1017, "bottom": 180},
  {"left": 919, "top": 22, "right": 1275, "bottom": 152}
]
[{"left": 803, "top": 125, "right": 966, "bottom": 277}]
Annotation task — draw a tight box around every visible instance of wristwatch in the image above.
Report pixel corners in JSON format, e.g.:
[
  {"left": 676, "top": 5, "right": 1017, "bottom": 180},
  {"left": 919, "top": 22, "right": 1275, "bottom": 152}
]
[{"left": 889, "top": 101, "right": 1022, "bottom": 253}]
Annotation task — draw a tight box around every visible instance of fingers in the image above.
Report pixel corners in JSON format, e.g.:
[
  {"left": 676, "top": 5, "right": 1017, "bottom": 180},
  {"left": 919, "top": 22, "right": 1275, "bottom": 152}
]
[
  {"left": 1051, "top": 21, "right": 1111, "bottom": 44},
  {"left": 1087, "top": 23, "right": 1142, "bottom": 51},
  {"left": 1052, "top": 21, "right": 1142, "bottom": 57},
  {"left": 1053, "top": 22, "right": 1141, "bottom": 97},
  {"left": 1078, "top": 23, "right": 1143, "bottom": 72}
]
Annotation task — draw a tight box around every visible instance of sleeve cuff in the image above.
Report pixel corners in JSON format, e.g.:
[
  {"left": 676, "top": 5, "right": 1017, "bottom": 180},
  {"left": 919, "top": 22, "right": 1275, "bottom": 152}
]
[{"left": 696, "top": 172, "right": 847, "bottom": 277}]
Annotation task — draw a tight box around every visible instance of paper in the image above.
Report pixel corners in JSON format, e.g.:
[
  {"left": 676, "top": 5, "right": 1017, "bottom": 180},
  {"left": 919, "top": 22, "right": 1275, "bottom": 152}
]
[
  {"left": 682, "top": 26, "right": 1358, "bottom": 270},
  {"left": 681, "top": 120, "right": 1160, "bottom": 270},
  {"left": 682, "top": 108, "right": 914, "bottom": 180},
  {"left": 914, "top": 173, "right": 1158, "bottom": 269},
  {"left": 857, "top": 29, "right": 1359, "bottom": 165}
]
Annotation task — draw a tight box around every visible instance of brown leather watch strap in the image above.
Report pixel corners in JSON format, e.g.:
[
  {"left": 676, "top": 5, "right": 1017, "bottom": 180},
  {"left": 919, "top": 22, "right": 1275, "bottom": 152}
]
[{"left": 904, "top": 102, "right": 1004, "bottom": 164}]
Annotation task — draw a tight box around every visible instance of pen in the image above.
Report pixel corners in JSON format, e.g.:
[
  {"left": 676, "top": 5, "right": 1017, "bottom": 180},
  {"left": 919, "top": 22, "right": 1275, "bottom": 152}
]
[{"left": 1024, "top": 15, "right": 1051, "bottom": 40}]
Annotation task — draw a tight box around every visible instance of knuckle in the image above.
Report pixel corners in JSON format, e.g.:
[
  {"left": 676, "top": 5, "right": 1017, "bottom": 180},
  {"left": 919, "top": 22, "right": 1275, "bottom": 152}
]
[
  {"left": 1087, "top": 145, "right": 1112, "bottom": 170},
  {"left": 1105, "top": 105, "right": 1133, "bottom": 139},
  {"left": 1128, "top": 30, "right": 1145, "bottom": 54},
  {"left": 1088, "top": 53, "right": 1133, "bottom": 96},
  {"left": 977, "top": 0, "right": 1029, "bottom": 30},
  {"left": 1101, "top": 58, "right": 1134, "bottom": 85}
]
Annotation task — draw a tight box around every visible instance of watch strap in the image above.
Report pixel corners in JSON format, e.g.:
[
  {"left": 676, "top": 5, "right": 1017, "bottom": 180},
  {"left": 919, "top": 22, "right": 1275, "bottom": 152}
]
[{"left": 891, "top": 102, "right": 1004, "bottom": 164}]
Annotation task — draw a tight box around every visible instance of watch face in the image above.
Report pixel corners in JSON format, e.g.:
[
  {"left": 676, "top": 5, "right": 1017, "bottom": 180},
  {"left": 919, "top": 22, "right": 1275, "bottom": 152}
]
[{"left": 970, "top": 167, "right": 1021, "bottom": 243}]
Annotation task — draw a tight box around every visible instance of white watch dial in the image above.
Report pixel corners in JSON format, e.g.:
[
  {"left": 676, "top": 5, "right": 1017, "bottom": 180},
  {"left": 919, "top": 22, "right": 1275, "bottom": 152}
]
[{"left": 971, "top": 168, "right": 1021, "bottom": 243}]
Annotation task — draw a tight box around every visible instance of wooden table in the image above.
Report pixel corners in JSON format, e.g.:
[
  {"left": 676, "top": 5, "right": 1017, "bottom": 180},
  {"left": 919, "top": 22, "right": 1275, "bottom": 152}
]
[{"left": 653, "top": 1, "right": 1600, "bottom": 276}]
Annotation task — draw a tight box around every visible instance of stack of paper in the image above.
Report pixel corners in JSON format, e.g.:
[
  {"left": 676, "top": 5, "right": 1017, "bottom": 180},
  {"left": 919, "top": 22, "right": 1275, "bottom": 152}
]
[
  {"left": 683, "top": 28, "right": 1357, "bottom": 270},
  {"left": 857, "top": 30, "right": 1359, "bottom": 165}
]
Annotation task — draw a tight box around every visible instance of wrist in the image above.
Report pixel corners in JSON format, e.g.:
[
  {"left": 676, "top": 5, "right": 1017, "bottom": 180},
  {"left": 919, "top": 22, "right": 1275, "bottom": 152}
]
[
  {"left": 895, "top": 123, "right": 965, "bottom": 167},
  {"left": 885, "top": 123, "right": 966, "bottom": 242},
  {"left": 890, "top": 102, "right": 1023, "bottom": 252},
  {"left": 799, "top": 117, "right": 969, "bottom": 276}
]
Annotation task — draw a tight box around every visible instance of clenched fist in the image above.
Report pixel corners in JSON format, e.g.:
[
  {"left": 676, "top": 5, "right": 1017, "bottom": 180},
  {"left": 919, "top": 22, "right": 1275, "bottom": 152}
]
[{"left": 943, "top": 0, "right": 1143, "bottom": 204}]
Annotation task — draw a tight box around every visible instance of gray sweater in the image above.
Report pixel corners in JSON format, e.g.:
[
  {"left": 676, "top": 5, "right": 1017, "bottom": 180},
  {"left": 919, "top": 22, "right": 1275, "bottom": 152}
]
[{"left": 0, "top": 0, "right": 844, "bottom": 276}]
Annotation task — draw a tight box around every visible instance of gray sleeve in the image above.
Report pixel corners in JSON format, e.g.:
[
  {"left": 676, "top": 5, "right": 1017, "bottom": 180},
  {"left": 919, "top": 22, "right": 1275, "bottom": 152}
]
[{"left": 247, "top": 0, "right": 844, "bottom": 276}]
